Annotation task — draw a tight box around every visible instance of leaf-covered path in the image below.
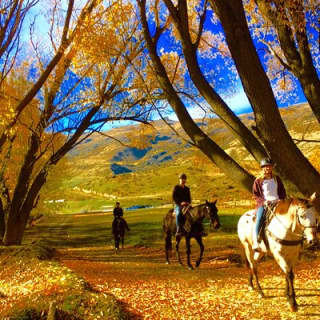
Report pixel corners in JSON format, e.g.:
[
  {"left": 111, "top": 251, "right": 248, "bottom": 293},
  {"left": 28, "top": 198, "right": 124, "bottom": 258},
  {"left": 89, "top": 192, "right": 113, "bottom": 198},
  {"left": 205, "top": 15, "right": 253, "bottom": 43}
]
[{"left": 59, "top": 245, "right": 320, "bottom": 320}]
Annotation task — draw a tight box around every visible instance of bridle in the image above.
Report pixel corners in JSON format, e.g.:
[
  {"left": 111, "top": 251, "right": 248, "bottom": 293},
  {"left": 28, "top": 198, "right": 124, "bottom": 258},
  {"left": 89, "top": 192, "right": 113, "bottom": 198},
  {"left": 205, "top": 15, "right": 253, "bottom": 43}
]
[
  {"left": 296, "top": 207, "right": 318, "bottom": 230},
  {"left": 205, "top": 204, "right": 218, "bottom": 226}
]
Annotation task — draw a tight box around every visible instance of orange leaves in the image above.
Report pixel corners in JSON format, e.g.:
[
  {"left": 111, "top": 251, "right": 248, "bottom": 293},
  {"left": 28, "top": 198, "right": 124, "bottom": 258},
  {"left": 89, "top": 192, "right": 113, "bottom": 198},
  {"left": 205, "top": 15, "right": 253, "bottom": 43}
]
[
  {"left": 61, "top": 248, "right": 320, "bottom": 320},
  {"left": 160, "top": 50, "right": 186, "bottom": 86},
  {"left": 72, "top": 0, "right": 135, "bottom": 70}
]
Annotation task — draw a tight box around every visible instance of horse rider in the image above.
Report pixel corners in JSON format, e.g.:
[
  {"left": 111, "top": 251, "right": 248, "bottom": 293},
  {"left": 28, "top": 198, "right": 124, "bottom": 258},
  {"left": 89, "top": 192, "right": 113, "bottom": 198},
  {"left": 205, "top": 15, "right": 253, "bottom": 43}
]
[
  {"left": 252, "top": 158, "right": 286, "bottom": 252},
  {"left": 172, "top": 173, "right": 192, "bottom": 236},
  {"left": 112, "top": 202, "right": 130, "bottom": 232}
]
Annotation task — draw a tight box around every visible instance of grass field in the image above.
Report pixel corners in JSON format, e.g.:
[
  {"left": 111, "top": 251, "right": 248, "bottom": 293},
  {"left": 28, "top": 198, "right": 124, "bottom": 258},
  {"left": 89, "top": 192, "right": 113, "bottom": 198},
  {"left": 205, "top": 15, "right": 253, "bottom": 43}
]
[{"left": 24, "top": 206, "right": 244, "bottom": 251}]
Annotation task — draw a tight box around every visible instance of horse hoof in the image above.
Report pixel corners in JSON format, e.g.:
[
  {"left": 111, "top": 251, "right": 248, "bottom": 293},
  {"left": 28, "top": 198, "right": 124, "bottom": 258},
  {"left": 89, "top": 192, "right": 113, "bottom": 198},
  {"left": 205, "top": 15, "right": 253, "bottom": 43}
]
[
  {"left": 290, "top": 304, "right": 298, "bottom": 312},
  {"left": 188, "top": 266, "right": 194, "bottom": 270},
  {"left": 258, "top": 292, "right": 265, "bottom": 299},
  {"left": 166, "top": 261, "right": 170, "bottom": 265}
]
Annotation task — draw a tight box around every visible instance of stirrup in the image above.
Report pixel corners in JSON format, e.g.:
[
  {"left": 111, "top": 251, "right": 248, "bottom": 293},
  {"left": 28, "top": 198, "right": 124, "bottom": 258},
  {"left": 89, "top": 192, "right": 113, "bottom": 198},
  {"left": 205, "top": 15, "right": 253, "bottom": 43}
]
[{"left": 253, "top": 245, "right": 262, "bottom": 253}]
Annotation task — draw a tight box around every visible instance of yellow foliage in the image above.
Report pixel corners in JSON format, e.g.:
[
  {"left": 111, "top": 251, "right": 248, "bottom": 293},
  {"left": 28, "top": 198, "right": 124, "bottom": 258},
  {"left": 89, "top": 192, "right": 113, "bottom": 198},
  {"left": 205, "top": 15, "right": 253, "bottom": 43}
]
[{"left": 0, "top": 70, "right": 66, "bottom": 199}]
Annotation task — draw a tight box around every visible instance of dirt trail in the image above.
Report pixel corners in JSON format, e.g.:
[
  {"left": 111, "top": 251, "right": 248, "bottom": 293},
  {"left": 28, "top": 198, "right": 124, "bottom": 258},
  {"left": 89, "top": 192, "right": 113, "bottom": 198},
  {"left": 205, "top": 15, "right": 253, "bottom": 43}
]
[{"left": 59, "top": 245, "right": 320, "bottom": 320}]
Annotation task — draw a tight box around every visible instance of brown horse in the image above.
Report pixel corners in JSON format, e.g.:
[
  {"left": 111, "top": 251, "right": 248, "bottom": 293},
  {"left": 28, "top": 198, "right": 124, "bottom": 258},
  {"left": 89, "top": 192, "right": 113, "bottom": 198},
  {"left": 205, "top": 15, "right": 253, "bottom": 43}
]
[
  {"left": 112, "top": 217, "right": 130, "bottom": 250},
  {"left": 163, "top": 200, "right": 220, "bottom": 269}
]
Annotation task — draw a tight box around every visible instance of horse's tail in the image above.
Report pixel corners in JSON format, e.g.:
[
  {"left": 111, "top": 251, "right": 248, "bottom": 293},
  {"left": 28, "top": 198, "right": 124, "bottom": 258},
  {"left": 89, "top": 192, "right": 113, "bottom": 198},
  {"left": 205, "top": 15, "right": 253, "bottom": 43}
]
[
  {"left": 163, "top": 210, "right": 174, "bottom": 251},
  {"left": 162, "top": 209, "right": 173, "bottom": 233}
]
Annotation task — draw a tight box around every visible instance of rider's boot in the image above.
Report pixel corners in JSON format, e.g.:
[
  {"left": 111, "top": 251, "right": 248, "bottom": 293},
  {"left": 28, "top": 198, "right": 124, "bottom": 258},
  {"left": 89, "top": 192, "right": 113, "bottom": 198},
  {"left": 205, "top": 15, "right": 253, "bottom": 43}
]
[
  {"left": 176, "top": 225, "right": 187, "bottom": 236},
  {"left": 252, "top": 229, "right": 261, "bottom": 252}
]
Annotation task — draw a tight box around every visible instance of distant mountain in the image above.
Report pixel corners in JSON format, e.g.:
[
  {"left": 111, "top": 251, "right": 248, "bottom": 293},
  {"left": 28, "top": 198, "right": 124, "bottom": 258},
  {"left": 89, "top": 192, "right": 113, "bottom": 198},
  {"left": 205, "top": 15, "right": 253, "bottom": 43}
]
[{"left": 54, "top": 103, "right": 320, "bottom": 209}]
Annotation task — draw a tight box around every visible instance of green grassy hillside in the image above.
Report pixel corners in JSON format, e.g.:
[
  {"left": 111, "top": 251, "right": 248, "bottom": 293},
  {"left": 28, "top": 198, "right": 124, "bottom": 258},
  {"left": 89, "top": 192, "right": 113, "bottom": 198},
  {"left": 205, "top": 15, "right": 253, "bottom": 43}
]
[{"left": 44, "top": 103, "right": 320, "bottom": 214}]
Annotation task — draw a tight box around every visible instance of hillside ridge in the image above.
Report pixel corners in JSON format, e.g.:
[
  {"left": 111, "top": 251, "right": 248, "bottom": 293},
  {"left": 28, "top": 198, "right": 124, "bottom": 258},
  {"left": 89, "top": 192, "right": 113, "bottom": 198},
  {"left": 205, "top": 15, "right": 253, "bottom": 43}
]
[{"left": 49, "top": 103, "right": 320, "bottom": 211}]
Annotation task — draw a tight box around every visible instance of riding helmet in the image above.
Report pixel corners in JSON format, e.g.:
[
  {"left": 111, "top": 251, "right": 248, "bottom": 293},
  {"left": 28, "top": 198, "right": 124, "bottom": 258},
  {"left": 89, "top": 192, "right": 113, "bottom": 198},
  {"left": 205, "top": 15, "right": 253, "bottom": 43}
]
[
  {"left": 260, "top": 158, "right": 273, "bottom": 168},
  {"left": 179, "top": 173, "right": 187, "bottom": 179}
]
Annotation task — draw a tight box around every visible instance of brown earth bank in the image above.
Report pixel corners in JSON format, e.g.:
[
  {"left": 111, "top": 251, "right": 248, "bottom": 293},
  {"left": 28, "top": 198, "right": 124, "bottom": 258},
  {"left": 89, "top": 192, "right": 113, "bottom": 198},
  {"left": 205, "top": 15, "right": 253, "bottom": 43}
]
[{"left": 59, "top": 245, "right": 320, "bottom": 320}]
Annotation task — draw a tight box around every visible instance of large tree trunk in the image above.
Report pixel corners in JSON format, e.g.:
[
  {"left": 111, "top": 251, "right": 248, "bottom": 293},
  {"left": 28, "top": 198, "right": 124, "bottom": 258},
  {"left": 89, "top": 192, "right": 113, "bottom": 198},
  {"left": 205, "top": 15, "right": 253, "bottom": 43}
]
[
  {"left": 3, "top": 166, "right": 50, "bottom": 246},
  {"left": 3, "top": 208, "right": 29, "bottom": 245},
  {"left": 163, "top": 0, "right": 268, "bottom": 162},
  {"left": 0, "top": 201, "right": 5, "bottom": 242},
  {"left": 209, "top": 0, "right": 320, "bottom": 197},
  {"left": 255, "top": 0, "right": 320, "bottom": 123},
  {"left": 138, "top": 0, "right": 255, "bottom": 192}
]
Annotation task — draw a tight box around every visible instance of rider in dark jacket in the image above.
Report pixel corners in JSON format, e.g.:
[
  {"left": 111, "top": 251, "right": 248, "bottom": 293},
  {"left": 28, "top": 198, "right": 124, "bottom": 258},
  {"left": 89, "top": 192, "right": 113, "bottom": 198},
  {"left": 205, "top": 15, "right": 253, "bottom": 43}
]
[
  {"left": 112, "top": 202, "right": 130, "bottom": 232},
  {"left": 172, "top": 173, "right": 191, "bottom": 236},
  {"left": 113, "top": 202, "right": 124, "bottom": 218}
]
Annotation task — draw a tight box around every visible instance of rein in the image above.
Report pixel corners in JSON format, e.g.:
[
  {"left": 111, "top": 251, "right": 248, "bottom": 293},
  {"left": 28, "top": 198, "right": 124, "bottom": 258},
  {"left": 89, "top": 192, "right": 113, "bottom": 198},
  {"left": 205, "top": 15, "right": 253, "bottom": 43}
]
[{"left": 188, "top": 204, "right": 208, "bottom": 221}]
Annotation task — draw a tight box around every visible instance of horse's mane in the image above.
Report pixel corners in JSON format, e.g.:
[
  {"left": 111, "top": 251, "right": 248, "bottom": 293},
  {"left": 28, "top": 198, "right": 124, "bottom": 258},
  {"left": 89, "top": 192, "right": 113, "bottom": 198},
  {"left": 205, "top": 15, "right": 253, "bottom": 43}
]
[
  {"left": 274, "top": 198, "right": 307, "bottom": 216},
  {"left": 274, "top": 199, "right": 292, "bottom": 215}
]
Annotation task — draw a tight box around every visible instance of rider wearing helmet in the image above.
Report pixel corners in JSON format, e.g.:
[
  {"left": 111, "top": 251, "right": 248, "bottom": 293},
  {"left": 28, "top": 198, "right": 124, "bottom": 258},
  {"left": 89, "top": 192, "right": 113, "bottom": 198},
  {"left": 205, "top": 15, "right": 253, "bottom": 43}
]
[
  {"left": 252, "top": 158, "right": 286, "bottom": 251},
  {"left": 172, "top": 173, "right": 191, "bottom": 236}
]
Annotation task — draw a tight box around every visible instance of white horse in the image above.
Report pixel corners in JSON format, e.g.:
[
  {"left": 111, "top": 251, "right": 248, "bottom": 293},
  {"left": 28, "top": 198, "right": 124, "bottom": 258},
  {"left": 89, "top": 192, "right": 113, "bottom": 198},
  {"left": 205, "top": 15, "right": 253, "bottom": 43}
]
[{"left": 238, "top": 193, "right": 319, "bottom": 311}]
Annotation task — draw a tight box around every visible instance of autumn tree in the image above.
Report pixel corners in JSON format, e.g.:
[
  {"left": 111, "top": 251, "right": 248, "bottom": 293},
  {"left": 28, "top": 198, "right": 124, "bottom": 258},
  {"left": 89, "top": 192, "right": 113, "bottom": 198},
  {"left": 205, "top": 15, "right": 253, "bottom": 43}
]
[
  {"left": 162, "top": 0, "right": 268, "bottom": 163},
  {"left": 0, "top": 0, "right": 95, "bottom": 150},
  {"left": 208, "top": 0, "right": 320, "bottom": 196},
  {"left": 137, "top": 0, "right": 320, "bottom": 197},
  {"left": 247, "top": 0, "right": 320, "bottom": 123},
  {"left": 0, "top": 0, "right": 153, "bottom": 245}
]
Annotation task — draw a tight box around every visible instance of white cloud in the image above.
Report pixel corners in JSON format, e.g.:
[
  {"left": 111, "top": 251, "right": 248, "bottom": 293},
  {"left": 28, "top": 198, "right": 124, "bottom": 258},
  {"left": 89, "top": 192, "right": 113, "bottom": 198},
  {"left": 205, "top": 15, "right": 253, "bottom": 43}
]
[{"left": 224, "top": 89, "right": 252, "bottom": 114}]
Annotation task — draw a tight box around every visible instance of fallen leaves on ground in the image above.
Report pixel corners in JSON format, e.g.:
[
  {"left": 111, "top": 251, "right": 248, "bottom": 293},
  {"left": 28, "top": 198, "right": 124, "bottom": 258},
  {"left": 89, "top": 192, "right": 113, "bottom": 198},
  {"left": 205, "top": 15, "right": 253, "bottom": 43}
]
[
  {"left": 61, "top": 246, "right": 320, "bottom": 320},
  {"left": 0, "top": 254, "right": 124, "bottom": 319}
]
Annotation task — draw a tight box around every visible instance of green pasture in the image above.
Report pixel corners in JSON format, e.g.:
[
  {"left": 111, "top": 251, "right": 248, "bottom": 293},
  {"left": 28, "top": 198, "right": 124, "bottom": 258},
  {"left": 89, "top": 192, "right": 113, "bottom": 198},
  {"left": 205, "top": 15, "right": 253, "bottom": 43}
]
[{"left": 24, "top": 206, "right": 246, "bottom": 253}]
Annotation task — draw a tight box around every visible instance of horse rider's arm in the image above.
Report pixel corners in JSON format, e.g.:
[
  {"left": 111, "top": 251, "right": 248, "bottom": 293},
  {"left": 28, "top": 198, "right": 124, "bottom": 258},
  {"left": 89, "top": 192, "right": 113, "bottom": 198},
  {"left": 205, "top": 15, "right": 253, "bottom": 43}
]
[
  {"left": 276, "top": 176, "right": 287, "bottom": 199},
  {"left": 187, "top": 187, "right": 191, "bottom": 204}
]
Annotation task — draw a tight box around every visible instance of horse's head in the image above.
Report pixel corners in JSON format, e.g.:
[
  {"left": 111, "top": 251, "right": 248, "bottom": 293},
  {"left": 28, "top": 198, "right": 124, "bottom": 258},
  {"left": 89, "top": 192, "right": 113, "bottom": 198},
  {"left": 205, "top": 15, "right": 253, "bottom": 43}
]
[
  {"left": 291, "top": 196, "right": 318, "bottom": 246},
  {"left": 205, "top": 200, "right": 220, "bottom": 229}
]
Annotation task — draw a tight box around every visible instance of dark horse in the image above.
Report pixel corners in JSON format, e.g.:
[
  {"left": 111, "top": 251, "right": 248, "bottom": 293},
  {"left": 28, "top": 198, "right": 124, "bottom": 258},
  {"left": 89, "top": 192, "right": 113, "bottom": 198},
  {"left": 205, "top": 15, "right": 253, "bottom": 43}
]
[
  {"left": 163, "top": 200, "right": 220, "bottom": 269},
  {"left": 112, "top": 217, "right": 130, "bottom": 250}
]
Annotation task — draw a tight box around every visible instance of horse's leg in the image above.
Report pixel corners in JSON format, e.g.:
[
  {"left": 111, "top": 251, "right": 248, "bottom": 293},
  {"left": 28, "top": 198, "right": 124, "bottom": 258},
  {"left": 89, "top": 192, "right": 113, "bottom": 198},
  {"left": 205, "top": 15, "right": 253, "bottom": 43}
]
[
  {"left": 185, "top": 236, "right": 193, "bottom": 270},
  {"left": 175, "top": 235, "right": 183, "bottom": 265},
  {"left": 195, "top": 236, "right": 204, "bottom": 268},
  {"left": 121, "top": 233, "right": 124, "bottom": 249},
  {"left": 115, "top": 235, "right": 119, "bottom": 250},
  {"left": 243, "top": 246, "right": 254, "bottom": 290},
  {"left": 273, "top": 252, "right": 298, "bottom": 311},
  {"left": 243, "top": 242, "right": 264, "bottom": 297},
  {"left": 165, "top": 232, "right": 172, "bottom": 264},
  {"left": 285, "top": 269, "right": 297, "bottom": 312}
]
